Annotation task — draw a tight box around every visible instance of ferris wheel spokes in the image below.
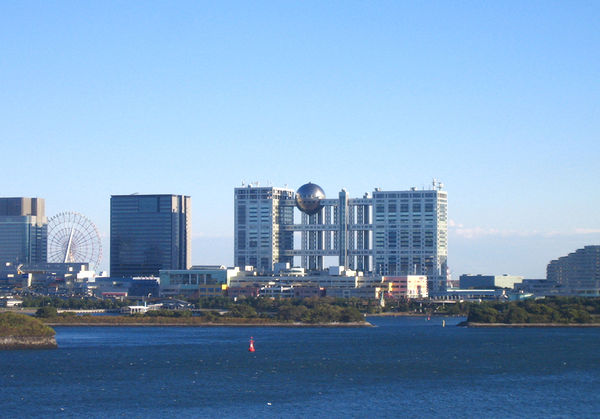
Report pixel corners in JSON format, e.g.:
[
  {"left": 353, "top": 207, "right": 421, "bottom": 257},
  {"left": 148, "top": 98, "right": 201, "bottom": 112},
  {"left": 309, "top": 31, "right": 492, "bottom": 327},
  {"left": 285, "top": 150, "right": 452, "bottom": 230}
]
[{"left": 47, "top": 212, "right": 102, "bottom": 271}]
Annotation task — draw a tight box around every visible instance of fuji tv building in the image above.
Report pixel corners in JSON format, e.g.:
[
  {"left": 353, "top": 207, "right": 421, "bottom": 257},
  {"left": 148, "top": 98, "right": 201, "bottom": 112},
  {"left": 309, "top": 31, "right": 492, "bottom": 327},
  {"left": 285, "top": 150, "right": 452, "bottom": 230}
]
[{"left": 234, "top": 181, "right": 449, "bottom": 293}]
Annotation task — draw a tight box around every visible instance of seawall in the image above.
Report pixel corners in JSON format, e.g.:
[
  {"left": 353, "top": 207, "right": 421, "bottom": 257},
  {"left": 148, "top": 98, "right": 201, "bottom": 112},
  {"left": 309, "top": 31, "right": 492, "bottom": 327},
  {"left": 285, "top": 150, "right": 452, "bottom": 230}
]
[
  {"left": 464, "top": 322, "right": 600, "bottom": 328},
  {"left": 0, "top": 336, "right": 57, "bottom": 350},
  {"left": 44, "top": 321, "right": 373, "bottom": 328}
]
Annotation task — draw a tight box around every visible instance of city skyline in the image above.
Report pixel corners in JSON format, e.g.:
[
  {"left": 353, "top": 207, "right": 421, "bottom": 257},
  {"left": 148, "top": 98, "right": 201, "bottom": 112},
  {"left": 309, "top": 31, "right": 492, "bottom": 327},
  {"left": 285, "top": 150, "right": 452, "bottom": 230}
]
[{"left": 2, "top": 2, "right": 599, "bottom": 278}]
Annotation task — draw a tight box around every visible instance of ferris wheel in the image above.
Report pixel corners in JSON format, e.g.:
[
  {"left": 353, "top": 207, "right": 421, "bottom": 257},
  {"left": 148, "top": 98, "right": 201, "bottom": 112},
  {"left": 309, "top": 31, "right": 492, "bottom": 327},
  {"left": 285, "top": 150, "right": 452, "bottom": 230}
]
[{"left": 47, "top": 212, "right": 102, "bottom": 270}]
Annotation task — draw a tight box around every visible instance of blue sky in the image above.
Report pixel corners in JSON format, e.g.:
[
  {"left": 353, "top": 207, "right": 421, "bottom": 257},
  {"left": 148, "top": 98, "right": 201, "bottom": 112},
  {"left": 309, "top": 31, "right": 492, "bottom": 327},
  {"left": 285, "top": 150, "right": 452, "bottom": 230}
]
[{"left": 1, "top": 1, "right": 599, "bottom": 277}]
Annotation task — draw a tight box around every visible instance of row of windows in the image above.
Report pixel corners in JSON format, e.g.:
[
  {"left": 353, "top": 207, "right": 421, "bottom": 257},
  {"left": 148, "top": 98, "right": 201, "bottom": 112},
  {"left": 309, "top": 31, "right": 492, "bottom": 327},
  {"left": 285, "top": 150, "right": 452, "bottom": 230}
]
[
  {"left": 375, "top": 203, "right": 438, "bottom": 213},
  {"left": 373, "top": 192, "right": 438, "bottom": 199}
]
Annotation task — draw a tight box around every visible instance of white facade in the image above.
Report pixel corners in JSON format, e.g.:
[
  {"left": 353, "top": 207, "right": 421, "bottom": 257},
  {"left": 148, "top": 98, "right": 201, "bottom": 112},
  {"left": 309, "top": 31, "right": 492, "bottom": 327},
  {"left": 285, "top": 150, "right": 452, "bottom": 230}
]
[
  {"left": 372, "top": 186, "right": 448, "bottom": 293},
  {"left": 234, "top": 185, "right": 295, "bottom": 273},
  {"left": 234, "top": 181, "right": 449, "bottom": 292}
]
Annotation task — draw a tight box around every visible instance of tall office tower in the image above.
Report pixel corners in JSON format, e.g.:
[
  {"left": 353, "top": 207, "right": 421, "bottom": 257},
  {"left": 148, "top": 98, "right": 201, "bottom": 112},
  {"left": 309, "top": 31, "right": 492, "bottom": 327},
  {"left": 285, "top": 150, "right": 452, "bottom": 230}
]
[
  {"left": 0, "top": 198, "right": 47, "bottom": 264},
  {"left": 547, "top": 245, "right": 600, "bottom": 295},
  {"left": 372, "top": 182, "right": 448, "bottom": 293},
  {"left": 110, "top": 194, "right": 191, "bottom": 277},
  {"left": 234, "top": 185, "right": 294, "bottom": 273}
]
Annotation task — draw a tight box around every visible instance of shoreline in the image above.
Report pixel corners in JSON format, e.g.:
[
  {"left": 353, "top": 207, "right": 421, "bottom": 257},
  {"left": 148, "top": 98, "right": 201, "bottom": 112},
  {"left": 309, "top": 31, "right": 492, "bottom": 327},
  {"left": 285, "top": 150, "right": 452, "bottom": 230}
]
[
  {"left": 367, "top": 312, "right": 462, "bottom": 317},
  {"left": 45, "top": 321, "right": 373, "bottom": 328},
  {"left": 0, "top": 336, "right": 57, "bottom": 349},
  {"left": 464, "top": 322, "right": 600, "bottom": 328}
]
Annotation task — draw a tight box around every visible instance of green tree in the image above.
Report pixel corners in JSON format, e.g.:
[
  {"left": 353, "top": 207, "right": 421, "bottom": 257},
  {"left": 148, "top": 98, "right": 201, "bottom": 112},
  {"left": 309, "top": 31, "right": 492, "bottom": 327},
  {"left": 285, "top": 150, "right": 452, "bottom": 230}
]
[
  {"left": 35, "top": 306, "right": 58, "bottom": 318},
  {"left": 228, "top": 304, "right": 257, "bottom": 318},
  {"left": 339, "top": 307, "right": 364, "bottom": 322},
  {"left": 505, "top": 307, "right": 528, "bottom": 324},
  {"left": 277, "top": 305, "right": 308, "bottom": 322},
  {"left": 467, "top": 305, "right": 499, "bottom": 323}
]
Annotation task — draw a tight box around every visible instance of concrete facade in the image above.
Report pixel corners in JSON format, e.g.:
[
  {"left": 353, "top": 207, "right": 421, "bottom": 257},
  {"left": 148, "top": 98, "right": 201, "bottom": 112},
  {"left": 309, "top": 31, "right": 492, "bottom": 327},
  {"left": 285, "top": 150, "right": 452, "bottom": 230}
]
[
  {"left": 233, "top": 181, "right": 448, "bottom": 293},
  {"left": 159, "top": 266, "right": 239, "bottom": 297},
  {"left": 547, "top": 245, "right": 600, "bottom": 296},
  {"left": 234, "top": 186, "right": 295, "bottom": 273},
  {"left": 383, "top": 275, "right": 429, "bottom": 299},
  {"left": 0, "top": 197, "right": 47, "bottom": 265},
  {"left": 459, "top": 274, "right": 524, "bottom": 290}
]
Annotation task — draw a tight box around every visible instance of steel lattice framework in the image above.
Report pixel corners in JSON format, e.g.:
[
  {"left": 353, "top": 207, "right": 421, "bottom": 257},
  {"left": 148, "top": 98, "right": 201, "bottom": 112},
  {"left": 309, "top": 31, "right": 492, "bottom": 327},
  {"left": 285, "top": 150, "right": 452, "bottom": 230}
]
[{"left": 47, "top": 212, "right": 102, "bottom": 270}]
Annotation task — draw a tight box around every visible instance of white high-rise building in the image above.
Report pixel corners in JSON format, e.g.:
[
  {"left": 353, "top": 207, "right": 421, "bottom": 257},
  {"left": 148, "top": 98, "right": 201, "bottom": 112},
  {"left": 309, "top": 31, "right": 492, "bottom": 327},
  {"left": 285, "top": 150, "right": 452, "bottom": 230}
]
[
  {"left": 372, "top": 186, "right": 448, "bottom": 293},
  {"left": 234, "top": 181, "right": 448, "bottom": 292},
  {"left": 234, "top": 185, "right": 295, "bottom": 273},
  {"left": 0, "top": 198, "right": 47, "bottom": 265}
]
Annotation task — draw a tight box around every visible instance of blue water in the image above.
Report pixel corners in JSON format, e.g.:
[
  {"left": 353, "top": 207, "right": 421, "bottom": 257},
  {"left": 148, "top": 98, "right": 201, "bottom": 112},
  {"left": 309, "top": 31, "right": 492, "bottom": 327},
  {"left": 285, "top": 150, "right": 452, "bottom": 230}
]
[{"left": 1, "top": 316, "right": 599, "bottom": 418}]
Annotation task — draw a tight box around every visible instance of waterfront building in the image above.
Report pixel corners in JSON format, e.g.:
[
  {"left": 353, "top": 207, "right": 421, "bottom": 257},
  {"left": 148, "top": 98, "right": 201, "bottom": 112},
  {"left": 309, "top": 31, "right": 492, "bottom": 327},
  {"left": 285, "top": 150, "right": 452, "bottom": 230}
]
[
  {"left": 159, "top": 265, "right": 239, "bottom": 297},
  {"left": 0, "top": 197, "right": 47, "bottom": 265},
  {"left": 0, "top": 261, "right": 91, "bottom": 290},
  {"left": 0, "top": 262, "right": 30, "bottom": 288},
  {"left": 228, "top": 284, "right": 260, "bottom": 299},
  {"left": 372, "top": 186, "right": 448, "bottom": 293},
  {"left": 110, "top": 194, "right": 191, "bottom": 277},
  {"left": 459, "top": 274, "right": 524, "bottom": 290},
  {"left": 440, "top": 289, "right": 509, "bottom": 301},
  {"left": 547, "top": 245, "right": 600, "bottom": 296},
  {"left": 89, "top": 276, "right": 160, "bottom": 298},
  {"left": 234, "top": 185, "right": 295, "bottom": 273},
  {"left": 226, "top": 266, "right": 387, "bottom": 300},
  {"left": 383, "top": 275, "right": 429, "bottom": 299},
  {"left": 513, "top": 279, "right": 560, "bottom": 296},
  {"left": 233, "top": 180, "right": 448, "bottom": 293},
  {"left": 0, "top": 296, "right": 23, "bottom": 307}
]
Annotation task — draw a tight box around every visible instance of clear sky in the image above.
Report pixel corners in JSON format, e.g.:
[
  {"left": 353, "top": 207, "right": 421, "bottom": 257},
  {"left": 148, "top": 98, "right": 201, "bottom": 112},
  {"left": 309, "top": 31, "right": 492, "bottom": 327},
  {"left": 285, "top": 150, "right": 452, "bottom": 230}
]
[{"left": 1, "top": 1, "right": 599, "bottom": 278}]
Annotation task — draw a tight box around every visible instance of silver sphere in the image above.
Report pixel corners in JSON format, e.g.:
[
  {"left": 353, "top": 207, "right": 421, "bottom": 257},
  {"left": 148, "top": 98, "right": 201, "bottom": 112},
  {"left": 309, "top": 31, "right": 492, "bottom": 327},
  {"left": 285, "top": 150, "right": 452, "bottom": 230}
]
[{"left": 295, "top": 182, "right": 326, "bottom": 215}]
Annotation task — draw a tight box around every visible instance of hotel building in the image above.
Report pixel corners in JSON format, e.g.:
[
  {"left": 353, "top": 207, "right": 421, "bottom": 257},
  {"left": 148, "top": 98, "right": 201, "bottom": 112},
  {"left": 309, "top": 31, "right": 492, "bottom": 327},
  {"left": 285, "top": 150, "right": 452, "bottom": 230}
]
[
  {"left": 110, "top": 194, "right": 191, "bottom": 277},
  {"left": 0, "top": 197, "right": 47, "bottom": 265}
]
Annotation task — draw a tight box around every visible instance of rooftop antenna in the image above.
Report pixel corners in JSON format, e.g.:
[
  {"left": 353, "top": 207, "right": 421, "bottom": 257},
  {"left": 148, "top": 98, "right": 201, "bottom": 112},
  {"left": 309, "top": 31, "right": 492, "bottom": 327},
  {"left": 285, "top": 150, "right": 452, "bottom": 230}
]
[{"left": 431, "top": 178, "right": 444, "bottom": 191}]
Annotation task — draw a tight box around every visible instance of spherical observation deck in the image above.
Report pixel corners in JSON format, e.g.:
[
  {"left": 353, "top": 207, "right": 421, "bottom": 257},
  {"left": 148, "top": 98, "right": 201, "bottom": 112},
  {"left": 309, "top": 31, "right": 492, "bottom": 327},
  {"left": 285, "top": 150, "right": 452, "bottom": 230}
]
[{"left": 295, "top": 182, "right": 326, "bottom": 215}]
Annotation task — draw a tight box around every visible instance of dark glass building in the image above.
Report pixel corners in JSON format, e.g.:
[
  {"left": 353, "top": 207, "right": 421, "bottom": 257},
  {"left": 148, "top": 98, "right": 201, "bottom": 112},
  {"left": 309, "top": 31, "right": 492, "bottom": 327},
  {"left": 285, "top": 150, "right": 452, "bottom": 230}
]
[
  {"left": 110, "top": 194, "right": 191, "bottom": 277},
  {"left": 0, "top": 197, "right": 47, "bottom": 264}
]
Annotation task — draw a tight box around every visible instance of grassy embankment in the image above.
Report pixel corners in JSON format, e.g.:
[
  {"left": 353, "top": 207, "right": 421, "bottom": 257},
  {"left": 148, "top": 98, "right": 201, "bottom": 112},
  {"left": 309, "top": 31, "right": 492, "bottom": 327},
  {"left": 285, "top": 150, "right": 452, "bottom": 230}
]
[
  {"left": 0, "top": 312, "right": 57, "bottom": 350},
  {"left": 0, "top": 312, "right": 55, "bottom": 337}
]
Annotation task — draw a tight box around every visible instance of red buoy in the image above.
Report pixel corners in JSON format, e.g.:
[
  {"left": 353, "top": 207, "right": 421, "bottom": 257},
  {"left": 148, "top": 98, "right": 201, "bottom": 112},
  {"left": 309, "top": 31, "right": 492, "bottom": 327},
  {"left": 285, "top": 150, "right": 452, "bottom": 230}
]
[{"left": 248, "top": 336, "right": 255, "bottom": 352}]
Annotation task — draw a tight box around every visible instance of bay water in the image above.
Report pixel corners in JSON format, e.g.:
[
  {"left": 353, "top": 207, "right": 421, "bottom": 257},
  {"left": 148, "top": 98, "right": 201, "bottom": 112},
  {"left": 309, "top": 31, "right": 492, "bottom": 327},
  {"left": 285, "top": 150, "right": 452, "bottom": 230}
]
[{"left": 1, "top": 316, "right": 599, "bottom": 418}]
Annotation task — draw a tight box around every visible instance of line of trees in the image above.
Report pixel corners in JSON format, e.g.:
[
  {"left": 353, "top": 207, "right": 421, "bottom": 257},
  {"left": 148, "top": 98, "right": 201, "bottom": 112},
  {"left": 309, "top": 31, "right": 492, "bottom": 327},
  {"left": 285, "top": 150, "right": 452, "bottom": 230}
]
[
  {"left": 199, "top": 300, "right": 364, "bottom": 323},
  {"left": 28, "top": 296, "right": 365, "bottom": 324},
  {"left": 467, "top": 297, "right": 600, "bottom": 324},
  {"left": 22, "top": 296, "right": 130, "bottom": 310},
  {"left": 24, "top": 294, "right": 600, "bottom": 325}
]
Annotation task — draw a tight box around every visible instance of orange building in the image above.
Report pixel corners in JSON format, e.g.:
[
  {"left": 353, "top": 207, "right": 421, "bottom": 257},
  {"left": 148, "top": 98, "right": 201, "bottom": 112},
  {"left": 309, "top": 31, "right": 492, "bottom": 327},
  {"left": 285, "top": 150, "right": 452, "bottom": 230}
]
[{"left": 383, "top": 275, "right": 428, "bottom": 299}]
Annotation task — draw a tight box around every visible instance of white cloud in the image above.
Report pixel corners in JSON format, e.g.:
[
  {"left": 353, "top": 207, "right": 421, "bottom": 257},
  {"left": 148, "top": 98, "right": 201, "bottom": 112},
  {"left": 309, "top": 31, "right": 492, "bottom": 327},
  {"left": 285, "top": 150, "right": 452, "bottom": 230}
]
[
  {"left": 574, "top": 228, "right": 600, "bottom": 234},
  {"left": 449, "top": 223, "right": 600, "bottom": 239}
]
